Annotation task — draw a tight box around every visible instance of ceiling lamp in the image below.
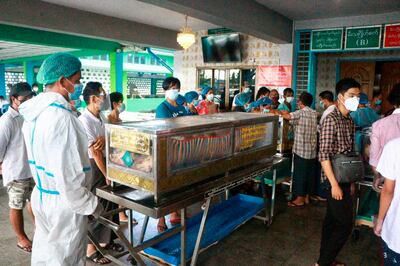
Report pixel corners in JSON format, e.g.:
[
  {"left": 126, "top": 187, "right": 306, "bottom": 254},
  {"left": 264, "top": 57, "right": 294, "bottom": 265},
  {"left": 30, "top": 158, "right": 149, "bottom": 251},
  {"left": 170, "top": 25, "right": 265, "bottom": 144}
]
[{"left": 177, "top": 15, "right": 196, "bottom": 50}]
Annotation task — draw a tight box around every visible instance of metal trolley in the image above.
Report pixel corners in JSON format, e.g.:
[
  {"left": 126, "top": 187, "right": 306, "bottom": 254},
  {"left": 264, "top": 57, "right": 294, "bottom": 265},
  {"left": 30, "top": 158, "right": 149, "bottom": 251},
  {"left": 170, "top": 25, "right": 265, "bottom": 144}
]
[{"left": 91, "top": 156, "right": 288, "bottom": 266}]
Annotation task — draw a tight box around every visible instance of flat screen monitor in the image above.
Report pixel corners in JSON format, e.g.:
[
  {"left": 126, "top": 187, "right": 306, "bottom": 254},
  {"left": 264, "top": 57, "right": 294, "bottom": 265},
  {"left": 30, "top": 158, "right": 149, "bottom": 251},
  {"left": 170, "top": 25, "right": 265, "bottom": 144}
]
[{"left": 201, "top": 33, "right": 241, "bottom": 63}]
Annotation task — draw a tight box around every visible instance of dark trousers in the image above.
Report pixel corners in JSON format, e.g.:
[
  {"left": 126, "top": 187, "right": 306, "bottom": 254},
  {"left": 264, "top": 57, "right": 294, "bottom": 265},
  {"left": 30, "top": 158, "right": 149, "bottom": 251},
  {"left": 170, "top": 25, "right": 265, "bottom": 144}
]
[
  {"left": 383, "top": 240, "right": 400, "bottom": 265},
  {"left": 318, "top": 184, "right": 353, "bottom": 266},
  {"left": 292, "top": 153, "right": 317, "bottom": 197}
]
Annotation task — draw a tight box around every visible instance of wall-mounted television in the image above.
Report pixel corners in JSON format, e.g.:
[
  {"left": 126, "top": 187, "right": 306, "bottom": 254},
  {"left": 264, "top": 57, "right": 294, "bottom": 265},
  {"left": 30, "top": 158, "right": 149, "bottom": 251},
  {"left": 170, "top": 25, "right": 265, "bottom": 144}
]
[{"left": 201, "top": 33, "right": 242, "bottom": 63}]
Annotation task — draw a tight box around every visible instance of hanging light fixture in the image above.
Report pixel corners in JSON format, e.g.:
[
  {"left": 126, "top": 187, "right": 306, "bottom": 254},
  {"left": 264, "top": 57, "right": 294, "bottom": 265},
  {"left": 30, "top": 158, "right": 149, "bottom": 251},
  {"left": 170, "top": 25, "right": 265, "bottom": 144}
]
[{"left": 177, "top": 15, "right": 196, "bottom": 50}]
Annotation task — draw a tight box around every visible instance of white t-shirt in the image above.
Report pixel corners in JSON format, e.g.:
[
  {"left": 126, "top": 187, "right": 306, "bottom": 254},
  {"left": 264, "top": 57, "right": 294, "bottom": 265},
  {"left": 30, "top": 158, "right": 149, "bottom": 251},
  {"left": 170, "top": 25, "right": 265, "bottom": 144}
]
[
  {"left": 377, "top": 137, "right": 400, "bottom": 254},
  {"left": 78, "top": 109, "right": 105, "bottom": 159}
]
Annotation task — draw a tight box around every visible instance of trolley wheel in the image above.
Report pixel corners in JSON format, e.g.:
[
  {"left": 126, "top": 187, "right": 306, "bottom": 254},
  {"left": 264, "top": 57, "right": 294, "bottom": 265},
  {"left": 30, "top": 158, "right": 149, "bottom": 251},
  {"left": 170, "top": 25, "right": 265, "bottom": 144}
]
[{"left": 351, "top": 228, "right": 360, "bottom": 243}]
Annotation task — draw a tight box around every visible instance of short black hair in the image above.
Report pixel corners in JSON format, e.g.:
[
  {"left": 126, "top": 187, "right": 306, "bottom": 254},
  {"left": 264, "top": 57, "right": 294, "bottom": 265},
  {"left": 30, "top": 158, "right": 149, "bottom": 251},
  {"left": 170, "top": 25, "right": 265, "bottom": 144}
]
[
  {"left": 83, "top": 81, "right": 103, "bottom": 104},
  {"left": 162, "top": 77, "right": 180, "bottom": 91},
  {"left": 319, "top": 90, "right": 334, "bottom": 102},
  {"left": 283, "top": 88, "right": 294, "bottom": 95},
  {"left": 299, "top": 92, "right": 313, "bottom": 107},
  {"left": 335, "top": 78, "right": 361, "bottom": 96},
  {"left": 388, "top": 83, "right": 400, "bottom": 106},
  {"left": 110, "top": 92, "right": 124, "bottom": 110},
  {"left": 256, "top": 87, "right": 270, "bottom": 100},
  {"left": 0, "top": 96, "right": 4, "bottom": 100}
]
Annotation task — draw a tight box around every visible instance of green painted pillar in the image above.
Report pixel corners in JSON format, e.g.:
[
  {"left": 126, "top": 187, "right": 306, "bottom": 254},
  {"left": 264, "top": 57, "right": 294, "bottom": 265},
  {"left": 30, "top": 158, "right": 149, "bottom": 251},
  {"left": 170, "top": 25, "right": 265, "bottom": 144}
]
[
  {"left": 23, "top": 61, "right": 35, "bottom": 86},
  {"left": 110, "top": 51, "right": 123, "bottom": 93},
  {"left": 122, "top": 71, "right": 128, "bottom": 102},
  {"left": 0, "top": 64, "right": 5, "bottom": 97}
]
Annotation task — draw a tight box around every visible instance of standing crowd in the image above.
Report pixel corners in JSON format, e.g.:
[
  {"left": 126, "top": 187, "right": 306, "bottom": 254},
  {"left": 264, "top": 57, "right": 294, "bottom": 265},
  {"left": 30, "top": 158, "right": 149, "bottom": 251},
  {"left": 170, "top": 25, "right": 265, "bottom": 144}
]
[{"left": 0, "top": 52, "right": 399, "bottom": 266}]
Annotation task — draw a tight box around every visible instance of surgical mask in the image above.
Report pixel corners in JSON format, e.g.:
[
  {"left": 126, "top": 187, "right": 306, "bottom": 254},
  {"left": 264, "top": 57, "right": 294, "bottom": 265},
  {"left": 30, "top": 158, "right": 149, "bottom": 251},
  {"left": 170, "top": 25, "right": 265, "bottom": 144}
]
[
  {"left": 271, "top": 96, "right": 279, "bottom": 102},
  {"left": 244, "top": 87, "right": 251, "bottom": 93},
  {"left": 70, "top": 84, "right": 83, "bottom": 101},
  {"left": 319, "top": 101, "right": 324, "bottom": 109},
  {"left": 206, "top": 94, "right": 214, "bottom": 102},
  {"left": 286, "top": 97, "right": 293, "bottom": 103},
  {"left": 63, "top": 79, "right": 75, "bottom": 100},
  {"left": 193, "top": 100, "right": 200, "bottom": 106},
  {"left": 117, "top": 103, "right": 126, "bottom": 113},
  {"left": 375, "top": 99, "right": 382, "bottom": 105},
  {"left": 344, "top": 96, "right": 360, "bottom": 112},
  {"left": 165, "top": 89, "right": 179, "bottom": 101},
  {"left": 263, "top": 108, "right": 270, "bottom": 113}
]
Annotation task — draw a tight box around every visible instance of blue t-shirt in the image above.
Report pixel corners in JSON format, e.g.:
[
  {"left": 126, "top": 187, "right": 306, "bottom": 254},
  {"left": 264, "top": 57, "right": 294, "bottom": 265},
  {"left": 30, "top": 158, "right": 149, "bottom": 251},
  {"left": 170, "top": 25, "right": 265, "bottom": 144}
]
[
  {"left": 278, "top": 102, "right": 291, "bottom": 112},
  {"left": 155, "top": 100, "right": 187, "bottom": 119}
]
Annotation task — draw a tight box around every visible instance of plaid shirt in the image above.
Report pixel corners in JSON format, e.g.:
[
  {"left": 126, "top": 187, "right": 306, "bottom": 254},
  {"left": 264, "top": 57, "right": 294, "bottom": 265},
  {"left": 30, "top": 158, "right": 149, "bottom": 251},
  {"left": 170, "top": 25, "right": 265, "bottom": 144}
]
[
  {"left": 290, "top": 106, "right": 318, "bottom": 159},
  {"left": 319, "top": 108, "right": 355, "bottom": 181}
]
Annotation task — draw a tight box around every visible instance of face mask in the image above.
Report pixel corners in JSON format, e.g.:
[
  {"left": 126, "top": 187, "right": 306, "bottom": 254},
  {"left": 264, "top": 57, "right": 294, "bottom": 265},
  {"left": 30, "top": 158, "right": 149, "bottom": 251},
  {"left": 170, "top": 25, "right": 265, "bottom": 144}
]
[
  {"left": 193, "top": 100, "right": 200, "bottom": 106},
  {"left": 244, "top": 87, "right": 251, "bottom": 93},
  {"left": 344, "top": 96, "right": 359, "bottom": 112},
  {"left": 63, "top": 79, "right": 75, "bottom": 100},
  {"left": 271, "top": 96, "right": 279, "bottom": 102},
  {"left": 117, "top": 103, "right": 126, "bottom": 113},
  {"left": 286, "top": 97, "right": 293, "bottom": 103},
  {"left": 375, "top": 99, "right": 382, "bottom": 105},
  {"left": 319, "top": 101, "right": 325, "bottom": 109},
  {"left": 70, "top": 84, "right": 83, "bottom": 101},
  {"left": 206, "top": 94, "right": 214, "bottom": 102},
  {"left": 263, "top": 108, "right": 270, "bottom": 113},
  {"left": 165, "top": 89, "right": 179, "bottom": 101}
]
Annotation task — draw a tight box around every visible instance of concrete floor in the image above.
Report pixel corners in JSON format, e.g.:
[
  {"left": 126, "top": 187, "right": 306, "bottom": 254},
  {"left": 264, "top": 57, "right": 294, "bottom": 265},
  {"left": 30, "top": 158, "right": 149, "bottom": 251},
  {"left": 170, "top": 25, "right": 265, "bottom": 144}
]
[{"left": 0, "top": 184, "right": 380, "bottom": 266}]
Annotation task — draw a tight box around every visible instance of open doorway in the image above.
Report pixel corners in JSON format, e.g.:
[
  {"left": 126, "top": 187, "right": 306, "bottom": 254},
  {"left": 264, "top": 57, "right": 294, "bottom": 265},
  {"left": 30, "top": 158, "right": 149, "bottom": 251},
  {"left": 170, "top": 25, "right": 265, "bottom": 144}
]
[{"left": 340, "top": 61, "right": 400, "bottom": 114}]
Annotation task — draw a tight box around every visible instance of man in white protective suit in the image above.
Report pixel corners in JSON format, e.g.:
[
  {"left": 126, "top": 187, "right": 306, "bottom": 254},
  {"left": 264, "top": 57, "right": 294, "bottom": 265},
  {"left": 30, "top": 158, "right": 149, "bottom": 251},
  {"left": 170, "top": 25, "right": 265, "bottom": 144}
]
[{"left": 19, "top": 53, "right": 103, "bottom": 265}]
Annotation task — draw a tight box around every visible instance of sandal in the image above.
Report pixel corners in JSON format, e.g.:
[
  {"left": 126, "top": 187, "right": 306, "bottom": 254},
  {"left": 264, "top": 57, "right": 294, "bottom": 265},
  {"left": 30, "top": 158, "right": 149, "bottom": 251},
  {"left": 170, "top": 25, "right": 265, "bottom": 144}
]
[
  {"left": 17, "top": 243, "right": 32, "bottom": 253},
  {"left": 87, "top": 250, "right": 111, "bottom": 265},
  {"left": 287, "top": 201, "right": 305, "bottom": 207},
  {"left": 105, "top": 242, "right": 124, "bottom": 252}
]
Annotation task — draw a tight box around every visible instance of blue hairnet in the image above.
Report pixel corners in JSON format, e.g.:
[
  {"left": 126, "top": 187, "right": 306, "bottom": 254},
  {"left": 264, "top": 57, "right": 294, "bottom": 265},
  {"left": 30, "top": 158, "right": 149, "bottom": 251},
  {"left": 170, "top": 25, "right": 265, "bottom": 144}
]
[
  {"left": 176, "top": 94, "right": 187, "bottom": 106},
  {"left": 37, "top": 53, "right": 82, "bottom": 85},
  {"left": 201, "top": 86, "right": 212, "bottom": 97},
  {"left": 234, "top": 92, "right": 251, "bottom": 107},
  {"left": 184, "top": 91, "right": 199, "bottom": 103},
  {"left": 359, "top": 93, "right": 369, "bottom": 105}
]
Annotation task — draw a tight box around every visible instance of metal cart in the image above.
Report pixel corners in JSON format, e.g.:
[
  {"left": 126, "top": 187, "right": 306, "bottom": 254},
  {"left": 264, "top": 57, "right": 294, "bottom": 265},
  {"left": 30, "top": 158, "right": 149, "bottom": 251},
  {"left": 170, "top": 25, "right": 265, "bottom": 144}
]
[{"left": 89, "top": 156, "right": 288, "bottom": 266}]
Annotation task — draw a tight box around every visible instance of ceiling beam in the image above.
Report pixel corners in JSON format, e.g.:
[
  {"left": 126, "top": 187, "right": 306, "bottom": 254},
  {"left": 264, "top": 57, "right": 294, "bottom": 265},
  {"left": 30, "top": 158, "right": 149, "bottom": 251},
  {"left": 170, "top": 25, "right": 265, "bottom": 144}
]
[
  {"left": 137, "top": 0, "right": 293, "bottom": 44},
  {"left": 0, "top": 24, "right": 122, "bottom": 51},
  {"left": 0, "top": 0, "right": 180, "bottom": 50}
]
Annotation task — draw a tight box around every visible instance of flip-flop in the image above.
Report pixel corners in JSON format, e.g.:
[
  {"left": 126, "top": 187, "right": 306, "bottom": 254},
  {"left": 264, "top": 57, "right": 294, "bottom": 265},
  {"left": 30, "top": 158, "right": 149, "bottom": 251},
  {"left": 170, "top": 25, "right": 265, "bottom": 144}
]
[
  {"left": 105, "top": 243, "right": 125, "bottom": 252},
  {"left": 87, "top": 250, "right": 111, "bottom": 265},
  {"left": 287, "top": 201, "right": 305, "bottom": 207},
  {"left": 157, "top": 223, "right": 168, "bottom": 233},
  {"left": 17, "top": 244, "right": 32, "bottom": 253}
]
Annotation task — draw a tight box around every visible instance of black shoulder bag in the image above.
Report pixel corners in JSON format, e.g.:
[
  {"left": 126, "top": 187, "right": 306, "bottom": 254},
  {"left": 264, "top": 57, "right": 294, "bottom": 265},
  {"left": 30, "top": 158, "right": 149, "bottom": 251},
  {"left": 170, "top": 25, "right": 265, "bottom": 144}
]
[{"left": 331, "top": 153, "right": 364, "bottom": 183}]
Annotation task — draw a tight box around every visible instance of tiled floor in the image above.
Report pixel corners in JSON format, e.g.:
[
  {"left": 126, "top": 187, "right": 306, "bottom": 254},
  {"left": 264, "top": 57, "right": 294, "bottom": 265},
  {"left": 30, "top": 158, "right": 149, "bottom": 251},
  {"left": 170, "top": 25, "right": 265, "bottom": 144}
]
[{"left": 0, "top": 184, "right": 380, "bottom": 266}]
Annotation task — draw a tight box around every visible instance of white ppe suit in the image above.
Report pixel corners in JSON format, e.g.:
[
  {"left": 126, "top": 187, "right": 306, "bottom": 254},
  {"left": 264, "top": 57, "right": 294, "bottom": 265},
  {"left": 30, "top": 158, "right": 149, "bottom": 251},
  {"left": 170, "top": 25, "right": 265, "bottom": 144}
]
[{"left": 19, "top": 92, "right": 102, "bottom": 265}]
